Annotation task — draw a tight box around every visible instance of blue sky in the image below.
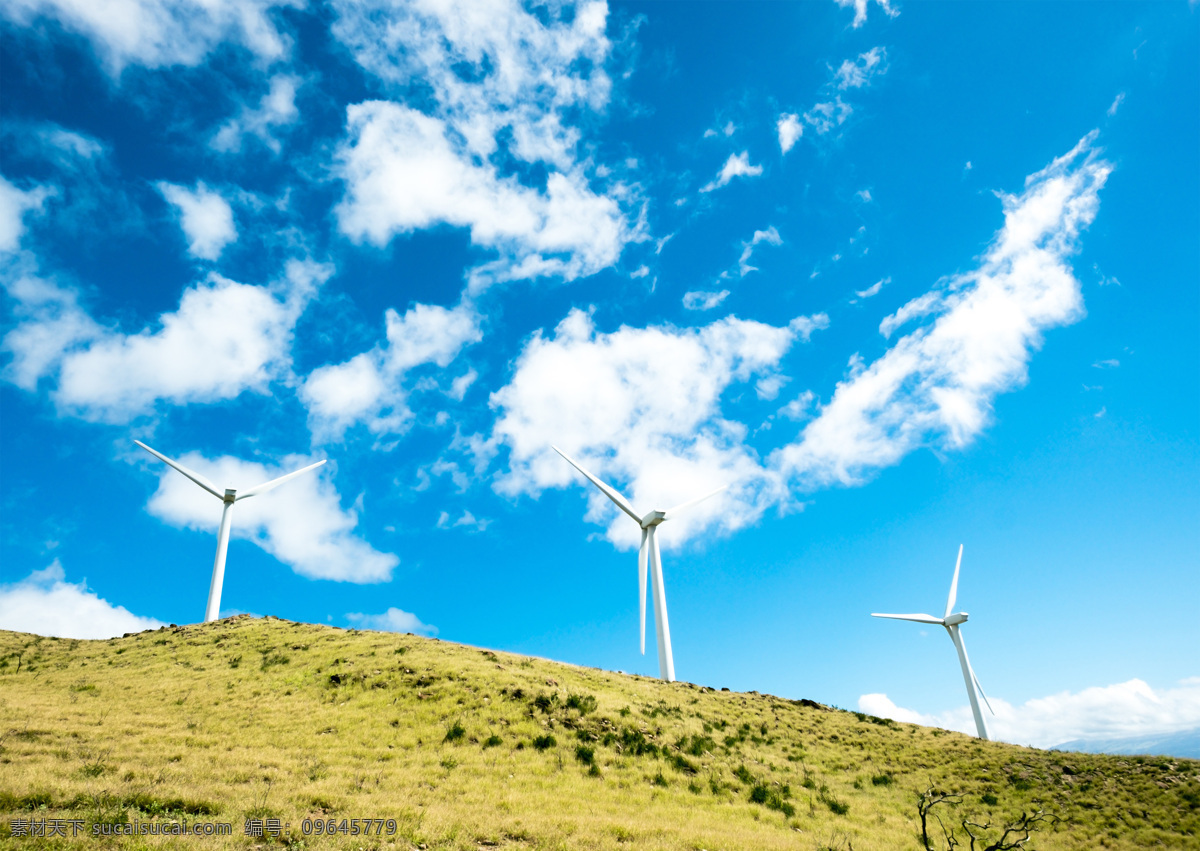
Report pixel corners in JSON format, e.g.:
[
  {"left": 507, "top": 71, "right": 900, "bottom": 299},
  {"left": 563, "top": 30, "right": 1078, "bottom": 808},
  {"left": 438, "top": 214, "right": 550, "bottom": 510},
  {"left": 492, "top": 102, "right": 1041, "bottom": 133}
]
[{"left": 1, "top": 0, "right": 1197, "bottom": 750}]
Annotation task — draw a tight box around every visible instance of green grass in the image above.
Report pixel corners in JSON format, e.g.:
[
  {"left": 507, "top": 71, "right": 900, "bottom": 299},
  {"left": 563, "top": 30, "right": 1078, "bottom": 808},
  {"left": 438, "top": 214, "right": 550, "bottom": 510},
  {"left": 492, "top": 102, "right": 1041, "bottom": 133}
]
[{"left": 0, "top": 616, "right": 1196, "bottom": 849}]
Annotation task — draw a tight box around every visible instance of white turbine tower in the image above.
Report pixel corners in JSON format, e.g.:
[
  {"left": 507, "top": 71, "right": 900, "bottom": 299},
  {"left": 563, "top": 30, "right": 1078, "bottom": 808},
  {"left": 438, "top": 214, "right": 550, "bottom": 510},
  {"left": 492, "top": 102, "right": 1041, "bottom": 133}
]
[
  {"left": 871, "top": 545, "right": 995, "bottom": 739},
  {"left": 552, "top": 446, "right": 725, "bottom": 683},
  {"left": 134, "top": 440, "right": 326, "bottom": 623}
]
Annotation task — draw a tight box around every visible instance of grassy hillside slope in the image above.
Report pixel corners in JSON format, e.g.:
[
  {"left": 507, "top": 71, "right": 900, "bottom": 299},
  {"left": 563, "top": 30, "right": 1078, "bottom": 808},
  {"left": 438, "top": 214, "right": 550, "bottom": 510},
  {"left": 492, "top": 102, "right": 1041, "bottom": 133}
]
[{"left": 1, "top": 617, "right": 1196, "bottom": 850}]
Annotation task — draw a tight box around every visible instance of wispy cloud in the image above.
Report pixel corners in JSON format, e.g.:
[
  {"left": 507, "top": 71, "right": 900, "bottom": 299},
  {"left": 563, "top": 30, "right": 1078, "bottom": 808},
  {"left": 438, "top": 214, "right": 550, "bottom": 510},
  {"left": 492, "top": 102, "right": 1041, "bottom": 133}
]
[
  {"left": 803, "top": 97, "right": 853, "bottom": 136},
  {"left": 704, "top": 120, "right": 737, "bottom": 139},
  {"left": 700, "top": 152, "right": 763, "bottom": 193},
  {"left": 436, "top": 510, "right": 491, "bottom": 533},
  {"left": 851, "top": 277, "right": 888, "bottom": 302},
  {"left": 211, "top": 74, "right": 302, "bottom": 155},
  {"left": 834, "top": 0, "right": 898, "bottom": 29},
  {"left": 775, "top": 133, "right": 1111, "bottom": 488},
  {"left": 0, "top": 175, "right": 50, "bottom": 253},
  {"left": 738, "top": 226, "right": 782, "bottom": 276},
  {"left": 682, "top": 290, "right": 731, "bottom": 311},
  {"left": 834, "top": 47, "right": 888, "bottom": 90}
]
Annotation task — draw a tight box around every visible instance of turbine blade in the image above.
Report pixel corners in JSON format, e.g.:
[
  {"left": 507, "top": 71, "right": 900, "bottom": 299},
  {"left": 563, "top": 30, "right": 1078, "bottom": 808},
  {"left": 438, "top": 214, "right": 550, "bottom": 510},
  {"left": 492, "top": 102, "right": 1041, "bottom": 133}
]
[
  {"left": 552, "top": 445, "right": 641, "bottom": 524},
  {"left": 638, "top": 528, "right": 648, "bottom": 656},
  {"left": 972, "top": 668, "right": 995, "bottom": 715},
  {"left": 945, "top": 544, "right": 963, "bottom": 619},
  {"left": 661, "top": 485, "right": 728, "bottom": 521},
  {"left": 870, "top": 612, "right": 945, "bottom": 624},
  {"left": 236, "top": 459, "right": 326, "bottom": 500},
  {"left": 134, "top": 440, "right": 222, "bottom": 499}
]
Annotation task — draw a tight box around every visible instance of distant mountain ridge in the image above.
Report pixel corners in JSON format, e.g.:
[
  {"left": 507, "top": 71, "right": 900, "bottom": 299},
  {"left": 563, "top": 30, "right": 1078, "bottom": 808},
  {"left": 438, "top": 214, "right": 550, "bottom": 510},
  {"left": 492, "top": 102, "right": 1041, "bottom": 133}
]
[{"left": 1052, "top": 728, "right": 1200, "bottom": 760}]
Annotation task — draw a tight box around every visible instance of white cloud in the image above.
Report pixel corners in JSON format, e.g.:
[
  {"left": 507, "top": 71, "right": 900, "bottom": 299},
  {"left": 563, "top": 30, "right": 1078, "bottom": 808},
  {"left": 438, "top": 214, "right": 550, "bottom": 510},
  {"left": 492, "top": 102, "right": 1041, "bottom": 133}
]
[
  {"left": 777, "top": 389, "right": 818, "bottom": 422},
  {"left": 3, "top": 259, "right": 326, "bottom": 422},
  {"left": 211, "top": 74, "right": 301, "bottom": 154},
  {"left": 436, "top": 510, "right": 491, "bottom": 533},
  {"left": 738, "top": 226, "right": 782, "bottom": 276},
  {"left": 334, "top": 101, "right": 630, "bottom": 289},
  {"left": 834, "top": 47, "right": 888, "bottom": 90},
  {"left": 682, "top": 290, "right": 730, "bottom": 311},
  {"left": 803, "top": 97, "right": 853, "bottom": 135},
  {"left": 1, "top": 0, "right": 299, "bottom": 76},
  {"left": 775, "top": 133, "right": 1110, "bottom": 488},
  {"left": 755, "top": 374, "right": 788, "bottom": 401},
  {"left": 1093, "top": 263, "right": 1121, "bottom": 287},
  {"left": 700, "top": 152, "right": 763, "bottom": 193},
  {"left": 704, "top": 120, "right": 737, "bottom": 139},
  {"left": 1, "top": 272, "right": 103, "bottom": 391},
  {"left": 853, "top": 277, "right": 887, "bottom": 300},
  {"left": 142, "top": 449, "right": 398, "bottom": 583},
  {"left": 328, "top": 0, "right": 635, "bottom": 287},
  {"left": 346, "top": 607, "right": 437, "bottom": 636},
  {"left": 447, "top": 368, "right": 478, "bottom": 401},
  {"left": 1107, "top": 92, "right": 1126, "bottom": 117},
  {"left": 157, "top": 182, "right": 237, "bottom": 261},
  {"left": 777, "top": 113, "right": 803, "bottom": 154},
  {"left": 58, "top": 263, "right": 320, "bottom": 420},
  {"left": 41, "top": 127, "right": 104, "bottom": 161},
  {"left": 301, "top": 300, "right": 481, "bottom": 442},
  {"left": 856, "top": 189, "right": 873, "bottom": 203},
  {"left": 0, "top": 561, "right": 163, "bottom": 639},
  {"left": 1092, "top": 358, "right": 1120, "bottom": 369},
  {"left": 0, "top": 175, "right": 50, "bottom": 253},
  {"left": 332, "top": 0, "right": 610, "bottom": 170},
  {"left": 834, "top": 0, "right": 898, "bottom": 29},
  {"left": 860, "top": 678, "right": 1200, "bottom": 750},
  {"left": 490, "top": 308, "right": 828, "bottom": 548}
]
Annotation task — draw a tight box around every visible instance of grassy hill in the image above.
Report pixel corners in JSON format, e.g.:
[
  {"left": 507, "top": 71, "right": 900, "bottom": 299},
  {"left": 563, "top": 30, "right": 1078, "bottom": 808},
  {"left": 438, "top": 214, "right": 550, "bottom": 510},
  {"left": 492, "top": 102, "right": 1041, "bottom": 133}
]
[{"left": 1, "top": 616, "right": 1196, "bottom": 850}]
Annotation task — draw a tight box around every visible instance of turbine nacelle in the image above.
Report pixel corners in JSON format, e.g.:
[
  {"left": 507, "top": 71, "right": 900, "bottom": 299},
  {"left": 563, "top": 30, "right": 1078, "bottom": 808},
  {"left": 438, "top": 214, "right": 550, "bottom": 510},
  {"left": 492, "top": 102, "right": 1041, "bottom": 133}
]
[
  {"left": 944, "top": 612, "right": 969, "bottom": 626},
  {"left": 640, "top": 510, "right": 668, "bottom": 528}
]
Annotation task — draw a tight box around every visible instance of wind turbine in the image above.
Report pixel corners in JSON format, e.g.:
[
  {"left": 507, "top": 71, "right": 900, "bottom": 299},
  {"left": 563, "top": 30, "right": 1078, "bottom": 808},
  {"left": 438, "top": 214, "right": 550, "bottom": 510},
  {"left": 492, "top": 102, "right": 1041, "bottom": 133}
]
[
  {"left": 552, "top": 445, "right": 725, "bottom": 683},
  {"left": 871, "top": 545, "right": 995, "bottom": 739},
  {"left": 134, "top": 440, "right": 326, "bottom": 623}
]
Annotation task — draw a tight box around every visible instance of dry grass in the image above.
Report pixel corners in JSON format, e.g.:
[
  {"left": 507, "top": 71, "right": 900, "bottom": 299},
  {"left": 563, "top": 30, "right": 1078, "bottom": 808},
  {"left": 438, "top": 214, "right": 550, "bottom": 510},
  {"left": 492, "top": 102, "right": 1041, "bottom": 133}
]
[{"left": 1, "top": 616, "right": 1196, "bottom": 849}]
